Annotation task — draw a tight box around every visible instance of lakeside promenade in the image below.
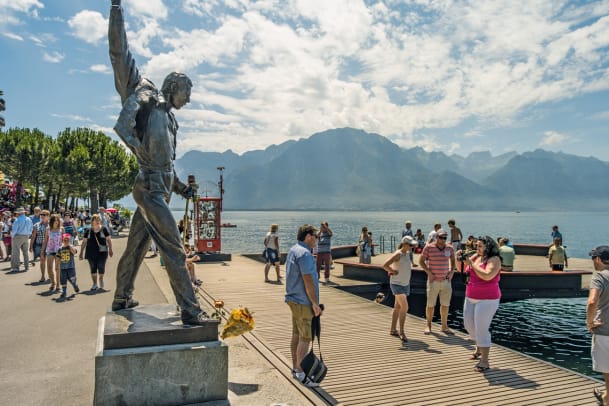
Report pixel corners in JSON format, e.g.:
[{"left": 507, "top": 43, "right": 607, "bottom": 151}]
[
  {"left": 1, "top": 231, "right": 602, "bottom": 405},
  {"left": 0, "top": 232, "right": 313, "bottom": 406}
]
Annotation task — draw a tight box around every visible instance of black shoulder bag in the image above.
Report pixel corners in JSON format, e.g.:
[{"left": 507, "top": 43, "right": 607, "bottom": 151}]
[{"left": 300, "top": 312, "right": 328, "bottom": 384}]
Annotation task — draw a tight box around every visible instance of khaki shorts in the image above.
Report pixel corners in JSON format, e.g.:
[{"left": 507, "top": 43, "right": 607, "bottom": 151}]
[
  {"left": 426, "top": 279, "right": 452, "bottom": 307},
  {"left": 287, "top": 301, "right": 313, "bottom": 342}
]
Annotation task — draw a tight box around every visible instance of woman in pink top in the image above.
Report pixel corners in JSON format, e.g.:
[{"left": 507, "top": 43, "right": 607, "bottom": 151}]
[{"left": 461, "top": 235, "right": 501, "bottom": 373}]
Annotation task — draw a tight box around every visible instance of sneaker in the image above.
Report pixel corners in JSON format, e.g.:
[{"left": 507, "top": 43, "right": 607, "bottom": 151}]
[
  {"left": 181, "top": 311, "right": 211, "bottom": 326},
  {"left": 324, "top": 278, "right": 330, "bottom": 284},
  {"left": 91, "top": 283, "right": 98, "bottom": 291},
  {"left": 111, "top": 296, "right": 139, "bottom": 311},
  {"left": 294, "top": 371, "right": 320, "bottom": 388},
  {"left": 60, "top": 293, "right": 66, "bottom": 299}
]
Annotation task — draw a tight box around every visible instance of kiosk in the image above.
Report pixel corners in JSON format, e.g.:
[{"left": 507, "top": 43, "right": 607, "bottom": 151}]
[{"left": 192, "top": 167, "right": 231, "bottom": 261}]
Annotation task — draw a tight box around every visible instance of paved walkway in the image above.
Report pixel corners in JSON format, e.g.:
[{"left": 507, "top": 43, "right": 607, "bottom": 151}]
[{"left": 0, "top": 233, "right": 313, "bottom": 406}]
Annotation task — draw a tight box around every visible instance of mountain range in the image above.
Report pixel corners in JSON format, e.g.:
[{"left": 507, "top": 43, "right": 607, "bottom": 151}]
[{"left": 172, "top": 128, "right": 609, "bottom": 211}]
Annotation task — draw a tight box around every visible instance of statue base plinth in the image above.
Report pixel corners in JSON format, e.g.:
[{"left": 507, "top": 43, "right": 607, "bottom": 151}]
[{"left": 94, "top": 304, "right": 228, "bottom": 406}]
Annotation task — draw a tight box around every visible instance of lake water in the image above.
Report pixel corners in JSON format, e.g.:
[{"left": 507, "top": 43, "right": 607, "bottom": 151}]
[{"left": 171, "top": 209, "right": 608, "bottom": 380}]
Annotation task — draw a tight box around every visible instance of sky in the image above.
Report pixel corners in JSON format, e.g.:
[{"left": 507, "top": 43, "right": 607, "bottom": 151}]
[{"left": 2, "top": 0, "right": 609, "bottom": 161}]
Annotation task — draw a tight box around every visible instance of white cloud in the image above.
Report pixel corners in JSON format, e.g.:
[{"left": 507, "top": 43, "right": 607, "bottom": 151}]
[
  {"left": 42, "top": 51, "right": 64, "bottom": 63},
  {"left": 540, "top": 130, "right": 569, "bottom": 147},
  {"left": 0, "top": 0, "right": 43, "bottom": 13},
  {"left": 0, "top": 0, "right": 43, "bottom": 29},
  {"left": 71, "top": 0, "right": 609, "bottom": 155},
  {"left": 51, "top": 113, "right": 91, "bottom": 122},
  {"left": 90, "top": 64, "right": 111, "bottom": 74},
  {"left": 589, "top": 110, "right": 609, "bottom": 120},
  {"left": 29, "top": 33, "right": 57, "bottom": 47},
  {"left": 2, "top": 32, "right": 23, "bottom": 41},
  {"left": 68, "top": 10, "right": 106, "bottom": 45},
  {"left": 126, "top": 0, "right": 168, "bottom": 20}
]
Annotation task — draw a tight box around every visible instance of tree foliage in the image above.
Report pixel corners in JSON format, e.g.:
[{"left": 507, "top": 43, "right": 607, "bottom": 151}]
[{"left": 0, "top": 127, "right": 137, "bottom": 210}]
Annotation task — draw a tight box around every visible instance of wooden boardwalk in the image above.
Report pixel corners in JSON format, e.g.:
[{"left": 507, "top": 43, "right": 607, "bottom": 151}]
[{"left": 195, "top": 254, "right": 601, "bottom": 405}]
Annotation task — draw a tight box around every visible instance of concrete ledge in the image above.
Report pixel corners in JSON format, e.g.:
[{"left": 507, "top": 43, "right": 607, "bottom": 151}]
[
  {"left": 95, "top": 317, "right": 228, "bottom": 406},
  {"left": 103, "top": 304, "right": 220, "bottom": 350},
  {"left": 196, "top": 252, "right": 232, "bottom": 262}
]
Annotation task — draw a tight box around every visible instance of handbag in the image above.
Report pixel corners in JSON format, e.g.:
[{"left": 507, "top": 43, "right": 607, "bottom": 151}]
[
  {"left": 94, "top": 232, "right": 108, "bottom": 253},
  {"left": 300, "top": 313, "right": 328, "bottom": 384}
]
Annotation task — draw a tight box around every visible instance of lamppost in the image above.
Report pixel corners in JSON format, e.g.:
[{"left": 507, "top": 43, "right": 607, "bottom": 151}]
[{"left": 0, "top": 90, "right": 5, "bottom": 127}]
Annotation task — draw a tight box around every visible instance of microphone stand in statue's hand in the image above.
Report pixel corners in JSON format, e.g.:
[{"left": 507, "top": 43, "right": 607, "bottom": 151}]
[{"left": 182, "top": 175, "right": 198, "bottom": 247}]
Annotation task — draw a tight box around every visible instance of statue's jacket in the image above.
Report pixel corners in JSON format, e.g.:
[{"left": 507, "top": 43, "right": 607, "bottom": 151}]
[{"left": 108, "top": 6, "right": 185, "bottom": 200}]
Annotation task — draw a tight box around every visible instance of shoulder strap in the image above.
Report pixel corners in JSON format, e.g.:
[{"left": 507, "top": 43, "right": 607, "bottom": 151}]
[{"left": 311, "top": 315, "right": 323, "bottom": 359}]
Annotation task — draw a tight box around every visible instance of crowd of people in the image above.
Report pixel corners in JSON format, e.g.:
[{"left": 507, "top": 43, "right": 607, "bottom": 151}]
[
  {"left": 0, "top": 205, "right": 116, "bottom": 301},
  {"left": 273, "top": 219, "right": 598, "bottom": 393},
  {"left": 0, "top": 181, "right": 33, "bottom": 212}
]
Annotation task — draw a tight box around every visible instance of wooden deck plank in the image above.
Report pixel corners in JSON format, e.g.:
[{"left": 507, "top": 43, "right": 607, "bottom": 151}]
[{"left": 195, "top": 254, "right": 601, "bottom": 405}]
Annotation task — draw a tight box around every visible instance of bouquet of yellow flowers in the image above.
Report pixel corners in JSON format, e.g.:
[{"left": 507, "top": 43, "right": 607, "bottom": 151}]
[{"left": 221, "top": 307, "right": 255, "bottom": 339}]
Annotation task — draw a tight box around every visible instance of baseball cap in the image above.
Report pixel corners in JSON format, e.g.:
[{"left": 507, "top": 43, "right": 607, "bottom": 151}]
[
  {"left": 589, "top": 246, "right": 609, "bottom": 261},
  {"left": 62, "top": 233, "right": 72, "bottom": 240},
  {"left": 437, "top": 228, "right": 448, "bottom": 237},
  {"left": 401, "top": 235, "right": 417, "bottom": 246}
]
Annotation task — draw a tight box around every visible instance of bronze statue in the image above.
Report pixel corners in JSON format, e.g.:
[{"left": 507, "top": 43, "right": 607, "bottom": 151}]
[{"left": 109, "top": 0, "right": 208, "bottom": 324}]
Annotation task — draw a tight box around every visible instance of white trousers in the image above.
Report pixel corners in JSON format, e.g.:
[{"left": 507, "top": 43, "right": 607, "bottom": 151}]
[{"left": 463, "top": 297, "right": 499, "bottom": 347}]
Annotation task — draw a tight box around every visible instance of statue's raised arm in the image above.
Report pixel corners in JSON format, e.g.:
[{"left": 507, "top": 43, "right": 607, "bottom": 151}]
[{"left": 109, "top": 0, "right": 141, "bottom": 104}]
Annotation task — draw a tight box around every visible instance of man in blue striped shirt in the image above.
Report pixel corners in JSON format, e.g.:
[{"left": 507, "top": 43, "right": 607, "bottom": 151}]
[{"left": 11, "top": 207, "right": 33, "bottom": 272}]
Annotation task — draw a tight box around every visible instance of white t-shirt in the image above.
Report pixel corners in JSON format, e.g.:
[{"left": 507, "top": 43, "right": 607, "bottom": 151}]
[{"left": 265, "top": 231, "right": 278, "bottom": 250}]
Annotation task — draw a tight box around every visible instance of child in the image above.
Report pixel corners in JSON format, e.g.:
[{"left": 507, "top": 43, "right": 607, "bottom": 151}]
[
  {"left": 58, "top": 233, "right": 79, "bottom": 299},
  {"left": 42, "top": 213, "right": 64, "bottom": 291},
  {"left": 185, "top": 244, "right": 202, "bottom": 287}
]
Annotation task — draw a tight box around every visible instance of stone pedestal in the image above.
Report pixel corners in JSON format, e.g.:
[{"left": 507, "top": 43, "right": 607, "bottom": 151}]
[{"left": 94, "top": 304, "right": 227, "bottom": 406}]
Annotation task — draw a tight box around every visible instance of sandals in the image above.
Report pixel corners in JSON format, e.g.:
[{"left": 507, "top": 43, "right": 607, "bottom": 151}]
[
  {"left": 474, "top": 363, "right": 490, "bottom": 372},
  {"left": 594, "top": 387, "right": 605, "bottom": 405},
  {"left": 390, "top": 331, "right": 408, "bottom": 342},
  {"left": 470, "top": 352, "right": 481, "bottom": 360}
]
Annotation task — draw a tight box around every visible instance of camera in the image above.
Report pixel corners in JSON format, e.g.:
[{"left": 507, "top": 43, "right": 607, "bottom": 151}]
[{"left": 458, "top": 250, "right": 477, "bottom": 262}]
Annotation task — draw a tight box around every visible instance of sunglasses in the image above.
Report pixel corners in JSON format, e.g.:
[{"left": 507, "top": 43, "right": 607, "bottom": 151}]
[{"left": 437, "top": 236, "right": 447, "bottom": 240}]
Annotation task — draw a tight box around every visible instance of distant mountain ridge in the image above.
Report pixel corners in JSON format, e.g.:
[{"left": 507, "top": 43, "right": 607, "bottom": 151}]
[{"left": 174, "top": 128, "right": 609, "bottom": 211}]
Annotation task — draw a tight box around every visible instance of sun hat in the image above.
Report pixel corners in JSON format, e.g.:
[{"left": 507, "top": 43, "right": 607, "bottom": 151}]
[
  {"left": 437, "top": 228, "right": 448, "bottom": 237},
  {"left": 401, "top": 236, "right": 417, "bottom": 246}
]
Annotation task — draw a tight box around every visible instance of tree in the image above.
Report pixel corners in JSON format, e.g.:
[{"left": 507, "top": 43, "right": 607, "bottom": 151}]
[
  {"left": 0, "top": 128, "right": 54, "bottom": 207},
  {"left": 56, "top": 128, "right": 137, "bottom": 211},
  {"left": 98, "top": 141, "right": 138, "bottom": 205},
  {"left": 0, "top": 127, "right": 136, "bottom": 211}
]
